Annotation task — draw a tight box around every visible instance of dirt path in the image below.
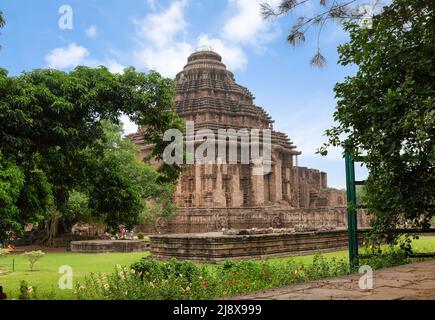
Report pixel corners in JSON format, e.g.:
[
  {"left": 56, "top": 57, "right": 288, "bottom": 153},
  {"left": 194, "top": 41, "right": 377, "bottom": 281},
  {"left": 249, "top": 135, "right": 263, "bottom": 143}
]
[{"left": 233, "top": 259, "right": 435, "bottom": 300}]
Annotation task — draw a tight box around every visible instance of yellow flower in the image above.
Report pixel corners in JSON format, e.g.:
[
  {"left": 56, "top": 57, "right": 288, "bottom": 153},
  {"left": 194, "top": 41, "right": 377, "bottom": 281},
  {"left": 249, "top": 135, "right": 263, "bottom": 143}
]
[{"left": 118, "top": 270, "right": 125, "bottom": 280}]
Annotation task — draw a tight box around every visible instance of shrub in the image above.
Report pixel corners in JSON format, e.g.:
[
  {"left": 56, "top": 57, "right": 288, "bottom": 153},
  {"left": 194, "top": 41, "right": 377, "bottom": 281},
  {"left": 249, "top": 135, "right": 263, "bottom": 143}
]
[
  {"left": 22, "top": 250, "right": 45, "bottom": 271},
  {"left": 0, "top": 249, "right": 9, "bottom": 257},
  {"left": 18, "top": 280, "right": 36, "bottom": 300},
  {"left": 74, "top": 237, "right": 431, "bottom": 301},
  {"left": 137, "top": 232, "right": 145, "bottom": 240},
  {"left": 76, "top": 263, "right": 211, "bottom": 300},
  {"left": 131, "top": 258, "right": 203, "bottom": 284},
  {"left": 76, "top": 255, "right": 352, "bottom": 300}
]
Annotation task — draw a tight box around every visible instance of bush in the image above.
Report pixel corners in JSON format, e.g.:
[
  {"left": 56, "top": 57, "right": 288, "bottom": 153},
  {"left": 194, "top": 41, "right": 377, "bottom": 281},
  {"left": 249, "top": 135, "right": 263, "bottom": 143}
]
[
  {"left": 0, "top": 249, "right": 9, "bottom": 257},
  {"left": 18, "top": 280, "right": 37, "bottom": 300},
  {"left": 131, "top": 258, "right": 204, "bottom": 287},
  {"left": 76, "top": 263, "right": 212, "bottom": 300},
  {"left": 137, "top": 232, "right": 145, "bottom": 240},
  {"left": 22, "top": 250, "right": 45, "bottom": 271},
  {"left": 73, "top": 238, "right": 431, "bottom": 301},
  {"left": 76, "top": 254, "right": 351, "bottom": 300}
]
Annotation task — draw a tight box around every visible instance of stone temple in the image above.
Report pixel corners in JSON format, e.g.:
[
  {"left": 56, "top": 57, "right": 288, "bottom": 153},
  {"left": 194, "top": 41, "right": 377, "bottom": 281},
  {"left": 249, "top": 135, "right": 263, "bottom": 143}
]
[{"left": 128, "top": 49, "right": 369, "bottom": 234}]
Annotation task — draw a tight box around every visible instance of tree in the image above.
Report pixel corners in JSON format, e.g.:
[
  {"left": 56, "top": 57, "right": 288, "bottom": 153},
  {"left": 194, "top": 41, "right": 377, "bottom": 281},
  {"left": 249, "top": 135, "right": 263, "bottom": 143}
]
[
  {"left": 61, "top": 190, "right": 92, "bottom": 233},
  {"left": 0, "top": 66, "right": 182, "bottom": 243},
  {"left": 0, "top": 10, "right": 5, "bottom": 49},
  {"left": 22, "top": 250, "right": 45, "bottom": 272},
  {"left": 0, "top": 10, "right": 5, "bottom": 29},
  {"left": 84, "top": 121, "right": 177, "bottom": 233},
  {"left": 318, "top": 0, "right": 434, "bottom": 243},
  {"left": 261, "top": 0, "right": 387, "bottom": 65}
]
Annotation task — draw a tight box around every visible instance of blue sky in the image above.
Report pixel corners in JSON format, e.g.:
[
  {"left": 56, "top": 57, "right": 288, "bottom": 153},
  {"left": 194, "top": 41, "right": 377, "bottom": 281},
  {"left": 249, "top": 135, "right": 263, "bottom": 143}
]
[{"left": 0, "top": 0, "right": 370, "bottom": 188}]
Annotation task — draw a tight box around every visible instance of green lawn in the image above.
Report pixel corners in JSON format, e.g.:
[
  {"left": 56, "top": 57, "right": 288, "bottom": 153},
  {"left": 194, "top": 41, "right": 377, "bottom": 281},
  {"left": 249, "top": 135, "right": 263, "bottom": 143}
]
[
  {"left": 0, "top": 251, "right": 150, "bottom": 299},
  {"left": 1, "top": 236, "right": 434, "bottom": 299}
]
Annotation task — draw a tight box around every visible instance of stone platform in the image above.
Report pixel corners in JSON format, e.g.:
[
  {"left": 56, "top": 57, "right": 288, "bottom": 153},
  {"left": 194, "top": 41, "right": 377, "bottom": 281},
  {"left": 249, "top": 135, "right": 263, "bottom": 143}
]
[
  {"left": 149, "top": 229, "right": 367, "bottom": 263},
  {"left": 70, "top": 240, "right": 150, "bottom": 253}
]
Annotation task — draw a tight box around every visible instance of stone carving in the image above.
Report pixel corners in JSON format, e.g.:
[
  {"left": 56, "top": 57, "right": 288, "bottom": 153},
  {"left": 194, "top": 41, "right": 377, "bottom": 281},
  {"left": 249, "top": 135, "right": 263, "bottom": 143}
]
[
  {"left": 294, "top": 224, "right": 317, "bottom": 232},
  {"left": 215, "top": 216, "right": 228, "bottom": 230},
  {"left": 155, "top": 217, "right": 168, "bottom": 234},
  {"left": 271, "top": 214, "right": 284, "bottom": 228},
  {"left": 127, "top": 49, "right": 368, "bottom": 234}
]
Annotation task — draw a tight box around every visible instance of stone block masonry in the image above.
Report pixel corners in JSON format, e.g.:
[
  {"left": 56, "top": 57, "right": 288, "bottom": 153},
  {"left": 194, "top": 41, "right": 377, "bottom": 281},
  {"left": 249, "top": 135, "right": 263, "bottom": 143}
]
[
  {"left": 150, "top": 229, "right": 368, "bottom": 263},
  {"left": 127, "top": 49, "right": 368, "bottom": 234}
]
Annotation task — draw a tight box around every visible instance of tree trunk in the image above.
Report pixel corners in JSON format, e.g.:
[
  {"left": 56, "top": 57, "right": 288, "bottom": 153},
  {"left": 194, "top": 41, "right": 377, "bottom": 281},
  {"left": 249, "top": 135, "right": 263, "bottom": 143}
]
[{"left": 42, "top": 216, "right": 59, "bottom": 247}]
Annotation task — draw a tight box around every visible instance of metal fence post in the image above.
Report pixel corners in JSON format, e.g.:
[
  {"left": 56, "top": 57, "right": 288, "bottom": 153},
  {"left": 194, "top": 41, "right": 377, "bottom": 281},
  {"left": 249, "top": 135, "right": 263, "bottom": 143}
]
[{"left": 345, "top": 153, "right": 358, "bottom": 268}]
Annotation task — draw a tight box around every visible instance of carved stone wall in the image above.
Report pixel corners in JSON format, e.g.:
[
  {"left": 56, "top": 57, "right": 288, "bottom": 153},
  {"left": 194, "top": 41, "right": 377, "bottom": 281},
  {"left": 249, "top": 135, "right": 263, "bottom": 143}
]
[
  {"left": 127, "top": 49, "right": 361, "bottom": 233},
  {"left": 141, "top": 207, "right": 370, "bottom": 234}
]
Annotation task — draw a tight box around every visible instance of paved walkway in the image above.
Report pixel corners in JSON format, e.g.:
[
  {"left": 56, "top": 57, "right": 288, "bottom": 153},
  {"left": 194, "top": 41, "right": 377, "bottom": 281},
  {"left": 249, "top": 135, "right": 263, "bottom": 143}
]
[{"left": 234, "top": 260, "right": 435, "bottom": 300}]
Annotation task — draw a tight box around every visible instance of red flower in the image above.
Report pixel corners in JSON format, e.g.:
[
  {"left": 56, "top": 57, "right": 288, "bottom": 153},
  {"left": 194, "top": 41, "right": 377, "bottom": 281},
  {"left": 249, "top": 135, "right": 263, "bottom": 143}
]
[
  {"left": 232, "top": 271, "right": 237, "bottom": 278},
  {"left": 262, "top": 263, "right": 267, "bottom": 268},
  {"left": 228, "top": 280, "right": 232, "bottom": 287},
  {"left": 234, "top": 280, "right": 238, "bottom": 285},
  {"left": 201, "top": 281, "right": 208, "bottom": 287}
]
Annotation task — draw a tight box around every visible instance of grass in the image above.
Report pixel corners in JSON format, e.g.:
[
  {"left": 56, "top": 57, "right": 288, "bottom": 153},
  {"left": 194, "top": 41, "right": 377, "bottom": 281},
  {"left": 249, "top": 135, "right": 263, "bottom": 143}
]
[
  {"left": 1, "top": 236, "right": 434, "bottom": 299},
  {"left": 0, "top": 251, "right": 150, "bottom": 299}
]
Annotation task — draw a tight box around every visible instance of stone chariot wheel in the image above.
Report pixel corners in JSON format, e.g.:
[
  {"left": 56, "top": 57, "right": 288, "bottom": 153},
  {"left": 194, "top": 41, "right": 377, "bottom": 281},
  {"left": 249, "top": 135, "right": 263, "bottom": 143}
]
[{"left": 155, "top": 217, "right": 168, "bottom": 233}]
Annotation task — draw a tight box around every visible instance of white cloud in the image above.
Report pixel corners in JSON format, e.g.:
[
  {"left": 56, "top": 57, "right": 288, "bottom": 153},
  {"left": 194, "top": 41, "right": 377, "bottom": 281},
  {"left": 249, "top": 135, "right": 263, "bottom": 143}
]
[
  {"left": 45, "top": 43, "right": 124, "bottom": 73},
  {"left": 46, "top": 43, "right": 89, "bottom": 69},
  {"left": 133, "top": 0, "right": 192, "bottom": 77},
  {"left": 222, "top": 0, "right": 281, "bottom": 47},
  {"left": 146, "top": 0, "right": 157, "bottom": 11},
  {"left": 104, "top": 59, "right": 125, "bottom": 74},
  {"left": 196, "top": 34, "right": 247, "bottom": 71},
  {"left": 85, "top": 25, "right": 97, "bottom": 38},
  {"left": 120, "top": 114, "right": 138, "bottom": 136},
  {"left": 134, "top": 0, "right": 188, "bottom": 48},
  {"left": 135, "top": 42, "right": 193, "bottom": 78},
  {"left": 133, "top": 0, "right": 249, "bottom": 77}
]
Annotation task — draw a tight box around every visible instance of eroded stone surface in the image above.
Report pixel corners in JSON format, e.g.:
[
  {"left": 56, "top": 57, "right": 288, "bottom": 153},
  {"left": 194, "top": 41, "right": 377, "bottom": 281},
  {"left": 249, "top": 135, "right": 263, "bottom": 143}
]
[
  {"left": 70, "top": 240, "right": 150, "bottom": 253},
  {"left": 127, "top": 50, "right": 370, "bottom": 234},
  {"left": 232, "top": 260, "right": 435, "bottom": 300},
  {"left": 149, "top": 229, "right": 367, "bottom": 262}
]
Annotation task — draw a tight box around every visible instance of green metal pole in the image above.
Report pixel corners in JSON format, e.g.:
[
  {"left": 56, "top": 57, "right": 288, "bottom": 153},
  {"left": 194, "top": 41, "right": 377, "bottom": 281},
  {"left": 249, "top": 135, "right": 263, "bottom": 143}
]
[
  {"left": 345, "top": 153, "right": 358, "bottom": 268},
  {"left": 12, "top": 258, "right": 15, "bottom": 272}
]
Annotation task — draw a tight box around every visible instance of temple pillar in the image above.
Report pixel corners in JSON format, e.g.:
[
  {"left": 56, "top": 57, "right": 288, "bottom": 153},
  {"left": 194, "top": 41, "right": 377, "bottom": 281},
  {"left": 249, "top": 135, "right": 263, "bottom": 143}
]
[
  {"left": 283, "top": 167, "right": 291, "bottom": 203},
  {"left": 213, "top": 162, "right": 226, "bottom": 207},
  {"left": 231, "top": 166, "right": 243, "bottom": 207},
  {"left": 271, "top": 157, "right": 283, "bottom": 203},
  {"left": 252, "top": 162, "right": 265, "bottom": 206},
  {"left": 175, "top": 178, "right": 183, "bottom": 206},
  {"left": 194, "top": 164, "right": 202, "bottom": 207}
]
